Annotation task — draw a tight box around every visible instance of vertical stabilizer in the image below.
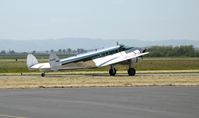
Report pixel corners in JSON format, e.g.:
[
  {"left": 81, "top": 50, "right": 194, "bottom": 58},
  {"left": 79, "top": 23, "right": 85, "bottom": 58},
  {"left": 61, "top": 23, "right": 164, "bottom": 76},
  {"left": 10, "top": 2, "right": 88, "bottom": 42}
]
[
  {"left": 27, "top": 54, "right": 39, "bottom": 69},
  {"left": 49, "top": 52, "right": 61, "bottom": 71}
]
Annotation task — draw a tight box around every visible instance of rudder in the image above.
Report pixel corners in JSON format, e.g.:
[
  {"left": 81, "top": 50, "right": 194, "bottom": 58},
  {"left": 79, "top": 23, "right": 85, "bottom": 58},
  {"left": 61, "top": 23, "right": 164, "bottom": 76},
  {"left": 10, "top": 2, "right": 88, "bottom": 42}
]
[
  {"left": 49, "top": 52, "right": 61, "bottom": 71},
  {"left": 26, "top": 54, "right": 39, "bottom": 69}
]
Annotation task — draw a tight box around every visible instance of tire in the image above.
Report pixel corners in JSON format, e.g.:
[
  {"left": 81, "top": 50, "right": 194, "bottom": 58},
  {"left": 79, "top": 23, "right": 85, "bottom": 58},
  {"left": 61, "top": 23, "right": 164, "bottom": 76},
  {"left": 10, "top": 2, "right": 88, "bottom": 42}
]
[
  {"left": 128, "top": 68, "right": 136, "bottom": 76},
  {"left": 41, "top": 73, "right": 45, "bottom": 77},
  {"left": 109, "top": 68, "right": 117, "bottom": 76}
]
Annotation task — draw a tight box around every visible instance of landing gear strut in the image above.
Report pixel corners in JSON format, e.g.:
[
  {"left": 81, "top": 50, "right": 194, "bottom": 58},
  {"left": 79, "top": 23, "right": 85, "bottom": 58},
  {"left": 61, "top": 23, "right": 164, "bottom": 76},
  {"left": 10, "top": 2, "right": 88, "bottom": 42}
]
[
  {"left": 41, "top": 72, "right": 45, "bottom": 77},
  {"left": 109, "top": 65, "right": 117, "bottom": 76},
  {"left": 128, "top": 60, "right": 136, "bottom": 76}
]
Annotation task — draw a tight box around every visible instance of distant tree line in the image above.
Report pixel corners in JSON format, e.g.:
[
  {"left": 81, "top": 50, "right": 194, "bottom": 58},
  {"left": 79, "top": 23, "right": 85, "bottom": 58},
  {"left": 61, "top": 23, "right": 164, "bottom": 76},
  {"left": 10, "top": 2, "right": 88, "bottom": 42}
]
[
  {"left": 0, "top": 50, "right": 16, "bottom": 54},
  {"left": 0, "top": 48, "right": 87, "bottom": 55},
  {"left": 55, "top": 48, "right": 87, "bottom": 55},
  {"left": 147, "top": 45, "right": 199, "bottom": 57},
  {"left": 43, "top": 48, "right": 87, "bottom": 55},
  {"left": 0, "top": 48, "right": 87, "bottom": 59}
]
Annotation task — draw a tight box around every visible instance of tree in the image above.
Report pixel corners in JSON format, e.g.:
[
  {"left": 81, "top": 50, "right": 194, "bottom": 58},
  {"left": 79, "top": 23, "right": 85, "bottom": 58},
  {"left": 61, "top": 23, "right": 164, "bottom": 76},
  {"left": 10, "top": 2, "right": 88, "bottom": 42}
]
[
  {"left": 0, "top": 50, "right": 6, "bottom": 54},
  {"left": 32, "top": 50, "right": 36, "bottom": 54},
  {"left": 58, "top": 49, "right": 62, "bottom": 54},
  {"left": 63, "top": 49, "right": 66, "bottom": 54},
  {"left": 67, "top": 48, "right": 72, "bottom": 54},
  {"left": 50, "top": 49, "right": 54, "bottom": 53},
  {"left": 147, "top": 45, "right": 199, "bottom": 57},
  {"left": 9, "top": 50, "right": 15, "bottom": 54}
]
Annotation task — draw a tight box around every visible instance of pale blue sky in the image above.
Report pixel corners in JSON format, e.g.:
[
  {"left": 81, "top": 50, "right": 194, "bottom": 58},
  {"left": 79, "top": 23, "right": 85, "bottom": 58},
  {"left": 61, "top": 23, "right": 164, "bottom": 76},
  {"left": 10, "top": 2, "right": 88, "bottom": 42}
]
[{"left": 0, "top": 0, "right": 198, "bottom": 40}]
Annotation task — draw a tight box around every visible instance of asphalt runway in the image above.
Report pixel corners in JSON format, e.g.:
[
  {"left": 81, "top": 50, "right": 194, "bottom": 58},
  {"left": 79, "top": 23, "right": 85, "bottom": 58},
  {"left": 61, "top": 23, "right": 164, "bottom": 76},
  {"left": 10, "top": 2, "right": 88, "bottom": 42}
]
[{"left": 0, "top": 87, "right": 198, "bottom": 118}]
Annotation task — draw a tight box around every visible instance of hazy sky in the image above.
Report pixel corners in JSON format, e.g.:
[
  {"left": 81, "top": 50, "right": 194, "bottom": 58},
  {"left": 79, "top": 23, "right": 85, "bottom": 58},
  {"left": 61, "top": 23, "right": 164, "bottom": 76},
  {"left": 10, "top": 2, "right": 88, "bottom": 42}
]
[{"left": 0, "top": 0, "right": 198, "bottom": 41}]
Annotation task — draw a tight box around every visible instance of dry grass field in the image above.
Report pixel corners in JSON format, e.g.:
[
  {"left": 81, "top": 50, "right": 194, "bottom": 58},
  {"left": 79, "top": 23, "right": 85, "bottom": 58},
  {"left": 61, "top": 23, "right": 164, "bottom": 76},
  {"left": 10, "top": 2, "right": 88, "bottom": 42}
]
[{"left": 0, "top": 70, "right": 199, "bottom": 88}]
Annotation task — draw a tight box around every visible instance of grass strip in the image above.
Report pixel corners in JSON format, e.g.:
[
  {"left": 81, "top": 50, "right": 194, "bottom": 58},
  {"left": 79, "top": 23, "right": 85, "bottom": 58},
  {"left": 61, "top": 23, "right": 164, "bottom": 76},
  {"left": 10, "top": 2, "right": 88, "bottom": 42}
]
[{"left": 0, "top": 71, "right": 199, "bottom": 88}]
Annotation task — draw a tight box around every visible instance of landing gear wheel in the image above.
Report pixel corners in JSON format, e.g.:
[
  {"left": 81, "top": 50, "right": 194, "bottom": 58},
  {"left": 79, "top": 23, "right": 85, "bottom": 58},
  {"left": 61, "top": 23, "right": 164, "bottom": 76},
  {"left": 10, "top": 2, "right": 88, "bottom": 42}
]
[
  {"left": 109, "top": 68, "right": 117, "bottom": 76},
  {"left": 128, "top": 68, "right": 136, "bottom": 76},
  {"left": 41, "top": 73, "right": 45, "bottom": 77}
]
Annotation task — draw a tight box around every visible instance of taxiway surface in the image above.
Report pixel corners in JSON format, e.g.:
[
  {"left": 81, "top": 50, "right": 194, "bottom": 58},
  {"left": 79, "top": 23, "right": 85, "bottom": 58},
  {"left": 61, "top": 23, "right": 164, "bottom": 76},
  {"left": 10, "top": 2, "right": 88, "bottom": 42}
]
[{"left": 0, "top": 87, "right": 198, "bottom": 118}]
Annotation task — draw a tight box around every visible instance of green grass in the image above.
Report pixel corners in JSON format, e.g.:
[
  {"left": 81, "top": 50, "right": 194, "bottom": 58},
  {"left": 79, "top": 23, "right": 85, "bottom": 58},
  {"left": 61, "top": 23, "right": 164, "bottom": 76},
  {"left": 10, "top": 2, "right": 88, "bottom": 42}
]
[
  {"left": 0, "top": 57, "right": 199, "bottom": 73},
  {"left": 136, "top": 57, "right": 199, "bottom": 70},
  {"left": 0, "top": 59, "right": 28, "bottom": 73}
]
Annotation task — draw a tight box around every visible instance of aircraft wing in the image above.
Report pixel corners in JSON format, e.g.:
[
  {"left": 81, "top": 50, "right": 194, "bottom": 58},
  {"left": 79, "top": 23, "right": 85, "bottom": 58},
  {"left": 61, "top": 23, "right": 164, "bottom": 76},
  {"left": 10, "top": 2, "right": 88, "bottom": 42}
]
[
  {"left": 93, "top": 51, "right": 149, "bottom": 67},
  {"left": 60, "top": 45, "right": 120, "bottom": 65}
]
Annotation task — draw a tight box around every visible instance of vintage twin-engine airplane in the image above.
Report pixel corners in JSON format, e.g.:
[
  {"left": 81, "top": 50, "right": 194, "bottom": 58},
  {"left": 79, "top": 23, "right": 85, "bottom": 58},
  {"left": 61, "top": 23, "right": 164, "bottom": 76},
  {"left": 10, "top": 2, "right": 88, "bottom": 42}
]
[{"left": 27, "top": 45, "right": 149, "bottom": 77}]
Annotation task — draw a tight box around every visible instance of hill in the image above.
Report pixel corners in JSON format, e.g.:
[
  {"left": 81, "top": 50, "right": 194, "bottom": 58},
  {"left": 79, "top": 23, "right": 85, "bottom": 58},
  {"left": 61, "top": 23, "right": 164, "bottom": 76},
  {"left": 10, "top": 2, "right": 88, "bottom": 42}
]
[{"left": 0, "top": 38, "right": 198, "bottom": 52}]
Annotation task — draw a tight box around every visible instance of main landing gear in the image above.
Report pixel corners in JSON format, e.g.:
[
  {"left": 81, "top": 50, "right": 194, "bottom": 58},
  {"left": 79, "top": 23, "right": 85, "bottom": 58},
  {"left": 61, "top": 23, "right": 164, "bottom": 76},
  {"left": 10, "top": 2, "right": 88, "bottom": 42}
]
[
  {"left": 109, "top": 59, "right": 137, "bottom": 76},
  {"left": 128, "top": 59, "right": 136, "bottom": 76},
  {"left": 109, "top": 65, "right": 136, "bottom": 76}
]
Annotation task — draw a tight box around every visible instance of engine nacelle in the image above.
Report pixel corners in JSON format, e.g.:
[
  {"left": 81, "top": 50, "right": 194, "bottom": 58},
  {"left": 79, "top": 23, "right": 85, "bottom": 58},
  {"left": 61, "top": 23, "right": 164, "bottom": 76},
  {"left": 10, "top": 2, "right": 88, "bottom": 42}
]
[{"left": 131, "top": 57, "right": 143, "bottom": 63}]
